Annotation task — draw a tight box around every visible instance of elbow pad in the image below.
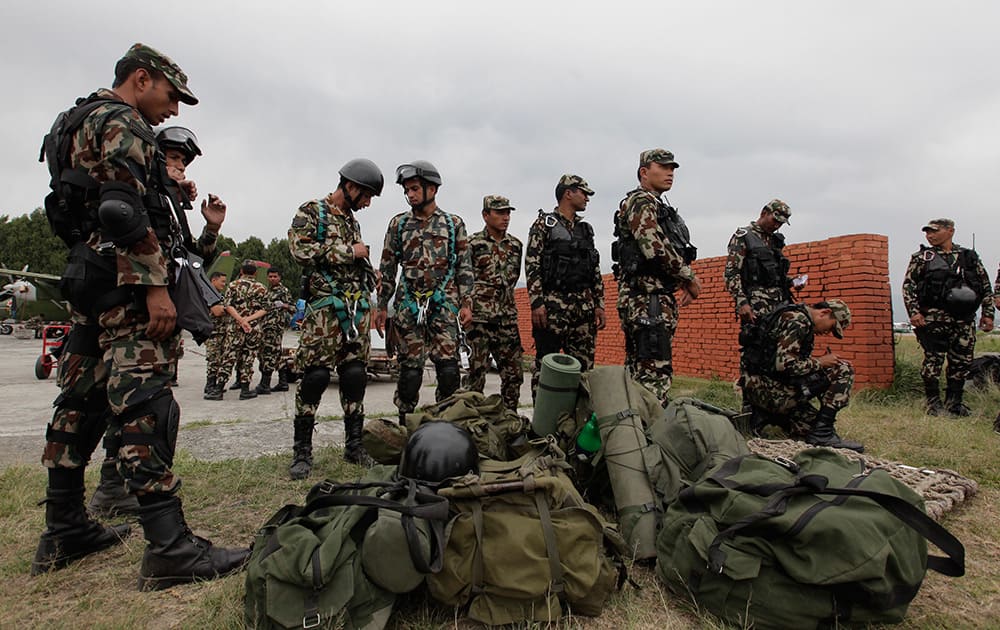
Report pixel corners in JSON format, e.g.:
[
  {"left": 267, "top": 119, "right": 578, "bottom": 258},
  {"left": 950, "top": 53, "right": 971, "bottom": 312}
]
[{"left": 98, "top": 181, "right": 150, "bottom": 246}]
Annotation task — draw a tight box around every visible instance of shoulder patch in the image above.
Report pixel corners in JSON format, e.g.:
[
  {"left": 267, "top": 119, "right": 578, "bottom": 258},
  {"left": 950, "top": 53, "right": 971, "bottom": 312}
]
[{"left": 291, "top": 215, "right": 309, "bottom": 229}]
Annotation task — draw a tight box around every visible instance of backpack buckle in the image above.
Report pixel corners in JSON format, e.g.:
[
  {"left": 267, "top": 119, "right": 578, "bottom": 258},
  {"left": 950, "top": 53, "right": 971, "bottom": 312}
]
[
  {"left": 773, "top": 456, "right": 799, "bottom": 472},
  {"left": 302, "top": 613, "right": 321, "bottom": 628}
]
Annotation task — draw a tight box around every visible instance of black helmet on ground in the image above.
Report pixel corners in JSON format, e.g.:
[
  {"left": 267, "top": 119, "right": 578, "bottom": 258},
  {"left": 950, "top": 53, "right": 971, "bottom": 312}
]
[
  {"left": 156, "top": 126, "right": 201, "bottom": 164},
  {"left": 395, "top": 160, "right": 442, "bottom": 187},
  {"left": 398, "top": 422, "right": 478, "bottom": 485},
  {"left": 339, "top": 158, "right": 384, "bottom": 196}
]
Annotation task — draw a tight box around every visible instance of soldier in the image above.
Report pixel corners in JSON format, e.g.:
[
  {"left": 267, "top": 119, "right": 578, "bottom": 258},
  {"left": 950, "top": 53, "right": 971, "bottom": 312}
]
[
  {"left": 287, "top": 159, "right": 384, "bottom": 478},
  {"left": 724, "top": 199, "right": 794, "bottom": 322},
  {"left": 612, "top": 150, "right": 699, "bottom": 406},
  {"left": 202, "top": 271, "right": 231, "bottom": 398},
  {"left": 35, "top": 44, "right": 248, "bottom": 587},
  {"left": 464, "top": 195, "right": 524, "bottom": 412},
  {"left": 742, "top": 299, "right": 864, "bottom": 452},
  {"left": 255, "top": 268, "right": 295, "bottom": 395},
  {"left": 524, "top": 175, "right": 605, "bottom": 399},
  {"left": 215, "top": 260, "right": 268, "bottom": 400},
  {"left": 375, "top": 161, "right": 473, "bottom": 424},
  {"left": 902, "top": 218, "right": 994, "bottom": 416}
]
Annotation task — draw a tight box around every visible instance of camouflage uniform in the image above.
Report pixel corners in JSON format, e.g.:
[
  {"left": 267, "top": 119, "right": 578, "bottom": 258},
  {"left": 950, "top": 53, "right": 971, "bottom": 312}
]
[
  {"left": 258, "top": 281, "right": 293, "bottom": 375},
  {"left": 204, "top": 307, "right": 232, "bottom": 387},
  {"left": 613, "top": 155, "right": 695, "bottom": 407},
  {"left": 525, "top": 182, "right": 604, "bottom": 398},
  {"left": 723, "top": 203, "right": 793, "bottom": 317},
  {"left": 742, "top": 305, "right": 854, "bottom": 438},
  {"left": 218, "top": 276, "right": 268, "bottom": 387},
  {"left": 464, "top": 196, "right": 524, "bottom": 412},
  {"left": 378, "top": 207, "right": 473, "bottom": 413}
]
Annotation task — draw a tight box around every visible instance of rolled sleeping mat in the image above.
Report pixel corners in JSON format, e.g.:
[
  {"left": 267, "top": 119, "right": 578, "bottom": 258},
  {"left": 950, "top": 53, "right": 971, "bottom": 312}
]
[
  {"left": 531, "top": 353, "right": 582, "bottom": 437},
  {"left": 585, "top": 365, "right": 660, "bottom": 562}
]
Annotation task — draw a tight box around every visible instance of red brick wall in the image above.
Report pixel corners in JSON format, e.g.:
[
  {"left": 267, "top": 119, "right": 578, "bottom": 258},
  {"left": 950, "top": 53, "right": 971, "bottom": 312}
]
[{"left": 515, "top": 233, "right": 894, "bottom": 389}]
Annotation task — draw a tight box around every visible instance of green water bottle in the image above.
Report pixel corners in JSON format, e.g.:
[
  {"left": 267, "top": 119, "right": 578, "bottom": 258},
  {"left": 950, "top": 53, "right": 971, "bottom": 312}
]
[{"left": 576, "top": 413, "right": 601, "bottom": 456}]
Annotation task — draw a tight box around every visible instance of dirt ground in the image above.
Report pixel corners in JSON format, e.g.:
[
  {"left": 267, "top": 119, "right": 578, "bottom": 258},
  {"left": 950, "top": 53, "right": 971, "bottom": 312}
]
[{"left": 0, "top": 329, "right": 530, "bottom": 469}]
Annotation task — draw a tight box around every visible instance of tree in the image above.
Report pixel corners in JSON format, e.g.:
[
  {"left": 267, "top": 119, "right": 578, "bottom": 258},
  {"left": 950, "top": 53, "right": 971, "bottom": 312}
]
[{"left": 0, "top": 208, "right": 69, "bottom": 274}]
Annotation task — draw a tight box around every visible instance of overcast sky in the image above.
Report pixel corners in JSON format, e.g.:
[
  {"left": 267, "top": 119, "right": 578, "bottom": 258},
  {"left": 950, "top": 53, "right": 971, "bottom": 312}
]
[{"left": 3, "top": 1, "right": 999, "bottom": 320}]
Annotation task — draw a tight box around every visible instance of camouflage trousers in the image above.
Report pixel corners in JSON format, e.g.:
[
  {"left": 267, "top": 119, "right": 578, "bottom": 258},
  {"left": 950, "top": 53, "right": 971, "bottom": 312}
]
[
  {"left": 618, "top": 289, "right": 678, "bottom": 408},
  {"left": 394, "top": 304, "right": 460, "bottom": 413},
  {"left": 463, "top": 319, "right": 524, "bottom": 412},
  {"left": 743, "top": 361, "right": 854, "bottom": 438},
  {"left": 915, "top": 319, "right": 977, "bottom": 383},
  {"left": 295, "top": 305, "right": 370, "bottom": 418},
  {"left": 530, "top": 293, "right": 596, "bottom": 400},
  {"left": 42, "top": 303, "right": 182, "bottom": 495},
  {"left": 218, "top": 324, "right": 262, "bottom": 385},
  {"left": 204, "top": 328, "right": 230, "bottom": 384},
  {"left": 258, "top": 324, "right": 284, "bottom": 373}
]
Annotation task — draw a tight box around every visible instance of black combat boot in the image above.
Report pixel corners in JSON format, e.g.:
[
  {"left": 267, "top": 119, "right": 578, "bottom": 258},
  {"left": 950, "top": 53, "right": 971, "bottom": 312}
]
[
  {"left": 32, "top": 468, "right": 131, "bottom": 575},
  {"left": 924, "top": 379, "right": 944, "bottom": 416},
  {"left": 239, "top": 382, "right": 258, "bottom": 400},
  {"left": 804, "top": 407, "right": 864, "bottom": 453},
  {"left": 272, "top": 370, "right": 289, "bottom": 392},
  {"left": 88, "top": 459, "right": 140, "bottom": 518},
  {"left": 289, "top": 415, "right": 315, "bottom": 480},
  {"left": 343, "top": 412, "right": 372, "bottom": 466},
  {"left": 944, "top": 380, "right": 971, "bottom": 417},
  {"left": 136, "top": 494, "right": 250, "bottom": 591},
  {"left": 255, "top": 371, "right": 272, "bottom": 395},
  {"left": 203, "top": 377, "right": 216, "bottom": 396},
  {"left": 203, "top": 381, "right": 224, "bottom": 401}
]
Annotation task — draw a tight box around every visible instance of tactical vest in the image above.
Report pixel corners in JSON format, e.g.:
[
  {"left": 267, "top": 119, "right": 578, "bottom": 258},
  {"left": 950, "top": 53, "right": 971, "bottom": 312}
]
[
  {"left": 740, "top": 227, "right": 790, "bottom": 289},
  {"left": 917, "top": 246, "right": 984, "bottom": 314},
  {"left": 741, "top": 303, "right": 812, "bottom": 379},
  {"left": 539, "top": 212, "right": 598, "bottom": 292},
  {"left": 612, "top": 191, "right": 696, "bottom": 287}
]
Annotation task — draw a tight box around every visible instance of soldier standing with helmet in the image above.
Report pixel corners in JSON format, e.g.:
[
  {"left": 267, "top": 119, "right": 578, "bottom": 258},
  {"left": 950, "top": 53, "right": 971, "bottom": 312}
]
[
  {"left": 375, "top": 161, "right": 474, "bottom": 424},
  {"left": 524, "top": 174, "right": 605, "bottom": 399},
  {"left": 464, "top": 195, "right": 524, "bottom": 412},
  {"left": 902, "top": 218, "right": 994, "bottom": 416},
  {"left": 287, "top": 159, "right": 384, "bottom": 478},
  {"left": 35, "top": 44, "right": 248, "bottom": 588},
  {"left": 612, "top": 149, "right": 699, "bottom": 407}
]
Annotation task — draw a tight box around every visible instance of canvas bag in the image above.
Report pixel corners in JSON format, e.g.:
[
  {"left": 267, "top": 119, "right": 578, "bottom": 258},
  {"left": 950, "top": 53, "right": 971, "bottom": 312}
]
[
  {"left": 656, "top": 448, "right": 965, "bottom": 629},
  {"left": 244, "top": 465, "right": 449, "bottom": 630},
  {"left": 427, "top": 439, "right": 627, "bottom": 625}
]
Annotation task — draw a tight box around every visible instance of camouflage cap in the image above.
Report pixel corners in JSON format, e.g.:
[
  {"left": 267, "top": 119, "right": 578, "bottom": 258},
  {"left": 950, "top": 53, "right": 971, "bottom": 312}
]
[
  {"left": 639, "top": 148, "right": 679, "bottom": 168},
  {"left": 557, "top": 174, "right": 594, "bottom": 196},
  {"left": 118, "top": 43, "right": 198, "bottom": 105},
  {"left": 824, "top": 298, "right": 852, "bottom": 339},
  {"left": 483, "top": 195, "right": 515, "bottom": 211},
  {"left": 922, "top": 218, "right": 955, "bottom": 232},
  {"left": 765, "top": 199, "right": 791, "bottom": 224}
]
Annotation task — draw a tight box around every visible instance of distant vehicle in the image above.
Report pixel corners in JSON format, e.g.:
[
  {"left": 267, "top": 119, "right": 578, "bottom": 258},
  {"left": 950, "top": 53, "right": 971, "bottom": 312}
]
[
  {"left": 0, "top": 267, "right": 71, "bottom": 334},
  {"left": 892, "top": 322, "right": 913, "bottom": 333}
]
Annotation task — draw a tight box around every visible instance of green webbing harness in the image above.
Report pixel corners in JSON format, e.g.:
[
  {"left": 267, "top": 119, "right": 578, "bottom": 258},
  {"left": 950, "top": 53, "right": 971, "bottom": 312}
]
[
  {"left": 307, "top": 202, "right": 372, "bottom": 340},
  {"left": 395, "top": 211, "right": 458, "bottom": 325}
]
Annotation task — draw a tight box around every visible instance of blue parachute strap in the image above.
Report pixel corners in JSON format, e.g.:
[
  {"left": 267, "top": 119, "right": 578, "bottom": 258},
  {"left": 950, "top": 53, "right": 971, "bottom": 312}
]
[
  {"left": 307, "top": 275, "right": 369, "bottom": 337},
  {"left": 316, "top": 202, "right": 327, "bottom": 242},
  {"left": 395, "top": 212, "right": 457, "bottom": 313}
]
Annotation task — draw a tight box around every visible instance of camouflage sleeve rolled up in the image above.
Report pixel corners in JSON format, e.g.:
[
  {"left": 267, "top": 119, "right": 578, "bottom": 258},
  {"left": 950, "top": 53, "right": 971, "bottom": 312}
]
[
  {"left": 73, "top": 93, "right": 168, "bottom": 287},
  {"left": 724, "top": 229, "right": 749, "bottom": 311},
  {"left": 451, "top": 214, "right": 474, "bottom": 311},
  {"left": 623, "top": 191, "right": 695, "bottom": 283},
  {"left": 377, "top": 214, "right": 404, "bottom": 310},
  {"left": 901, "top": 251, "right": 924, "bottom": 317},
  {"left": 524, "top": 217, "right": 547, "bottom": 309},
  {"left": 772, "top": 310, "right": 822, "bottom": 377}
]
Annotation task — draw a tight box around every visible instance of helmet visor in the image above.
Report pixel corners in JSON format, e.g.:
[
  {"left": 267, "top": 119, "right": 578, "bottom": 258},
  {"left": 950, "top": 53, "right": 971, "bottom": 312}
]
[
  {"left": 396, "top": 164, "right": 421, "bottom": 183},
  {"left": 157, "top": 126, "right": 202, "bottom": 159}
]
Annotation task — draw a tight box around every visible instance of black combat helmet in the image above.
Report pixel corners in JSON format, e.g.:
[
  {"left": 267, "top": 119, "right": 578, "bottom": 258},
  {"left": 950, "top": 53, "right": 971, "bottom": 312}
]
[
  {"left": 395, "top": 160, "right": 442, "bottom": 186},
  {"left": 398, "top": 422, "right": 478, "bottom": 485},
  {"left": 945, "top": 284, "right": 979, "bottom": 318},
  {"left": 156, "top": 126, "right": 201, "bottom": 164},
  {"left": 339, "top": 158, "right": 384, "bottom": 196}
]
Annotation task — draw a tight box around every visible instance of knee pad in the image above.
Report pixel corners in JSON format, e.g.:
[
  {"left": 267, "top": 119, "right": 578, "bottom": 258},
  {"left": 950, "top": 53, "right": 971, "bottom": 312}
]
[
  {"left": 299, "top": 367, "right": 332, "bottom": 405},
  {"left": 119, "top": 391, "right": 180, "bottom": 468},
  {"left": 337, "top": 360, "right": 368, "bottom": 404},
  {"left": 434, "top": 359, "right": 461, "bottom": 397},
  {"left": 398, "top": 367, "right": 423, "bottom": 405}
]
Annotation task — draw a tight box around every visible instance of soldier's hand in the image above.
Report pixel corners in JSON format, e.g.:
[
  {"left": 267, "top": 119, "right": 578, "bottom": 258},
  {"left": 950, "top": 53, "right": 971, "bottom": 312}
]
[
  {"left": 459, "top": 306, "right": 473, "bottom": 328},
  {"left": 738, "top": 304, "right": 756, "bottom": 324},
  {"left": 352, "top": 242, "right": 370, "bottom": 259},
  {"left": 910, "top": 312, "right": 926, "bottom": 328},
  {"left": 179, "top": 179, "right": 198, "bottom": 202},
  {"left": 201, "top": 194, "right": 226, "bottom": 230},
  {"left": 240, "top": 318, "right": 252, "bottom": 333},
  {"left": 595, "top": 307, "right": 606, "bottom": 331},
  {"left": 531, "top": 305, "right": 548, "bottom": 330},
  {"left": 817, "top": 353, "right": 840, "bottom": 368},
  {"left": 375, "top": 308, "right": 387, "bottom": 337},
  {"left": 145, "top": 286, "right": 177, "bottom": 341},
  {"left": 981, "top": 317, "right": 994, "bottom": 333}
]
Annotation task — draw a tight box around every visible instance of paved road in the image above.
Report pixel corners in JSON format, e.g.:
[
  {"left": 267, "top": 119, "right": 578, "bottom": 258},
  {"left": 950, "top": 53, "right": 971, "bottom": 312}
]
[{"left": 0, "top": 329, "right": 532, "bottom": 469}]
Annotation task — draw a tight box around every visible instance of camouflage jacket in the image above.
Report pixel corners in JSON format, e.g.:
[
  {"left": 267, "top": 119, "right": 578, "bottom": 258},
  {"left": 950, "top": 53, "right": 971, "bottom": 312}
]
[
  {"left": 469, "top": 229, "right": 522, "bottom": 321},
  {"left": 262, "top": 282, "right": 294, "bottom": 332},
  {"left": 377, "top": 208, "right": 473, "bottom": 311},
  {"left": 224, "top": 276, "right": 268, "bottom": 320},
  {"left": 770, "top": 308, "right": 822, "bottom": 378},
  {"left": 289, "top": 197, "right": 374, "bottom": 299},
  {"left": 525, "top": 211, "right": 604, "bottom": 310},
  {"left": 724, "top": 221, "right": 790, "bottom": 315},
  {"left": 902, "top": 244, "right": 994, "bottom": 323},
  {"left": 615, "top": 188, "right": 695, "bottom": 296}
]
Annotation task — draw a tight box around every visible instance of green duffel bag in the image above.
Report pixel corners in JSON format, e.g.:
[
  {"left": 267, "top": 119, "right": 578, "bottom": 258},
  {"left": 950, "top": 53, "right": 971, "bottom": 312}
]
[
  {"left": 427, "top": 439, "right": 627, "bottom": 626},
  {"left": 244, "top": 466, "right": 449, "bottom": 630},
  {"left": 656, "top": 449, "right": 965, "bottom": 630}
]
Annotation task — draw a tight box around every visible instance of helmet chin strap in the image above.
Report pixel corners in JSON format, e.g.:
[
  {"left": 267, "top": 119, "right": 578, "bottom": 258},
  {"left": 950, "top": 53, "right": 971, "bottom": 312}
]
[{"left": 409, "top": 182, "right": 435, "bottom": 211}]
